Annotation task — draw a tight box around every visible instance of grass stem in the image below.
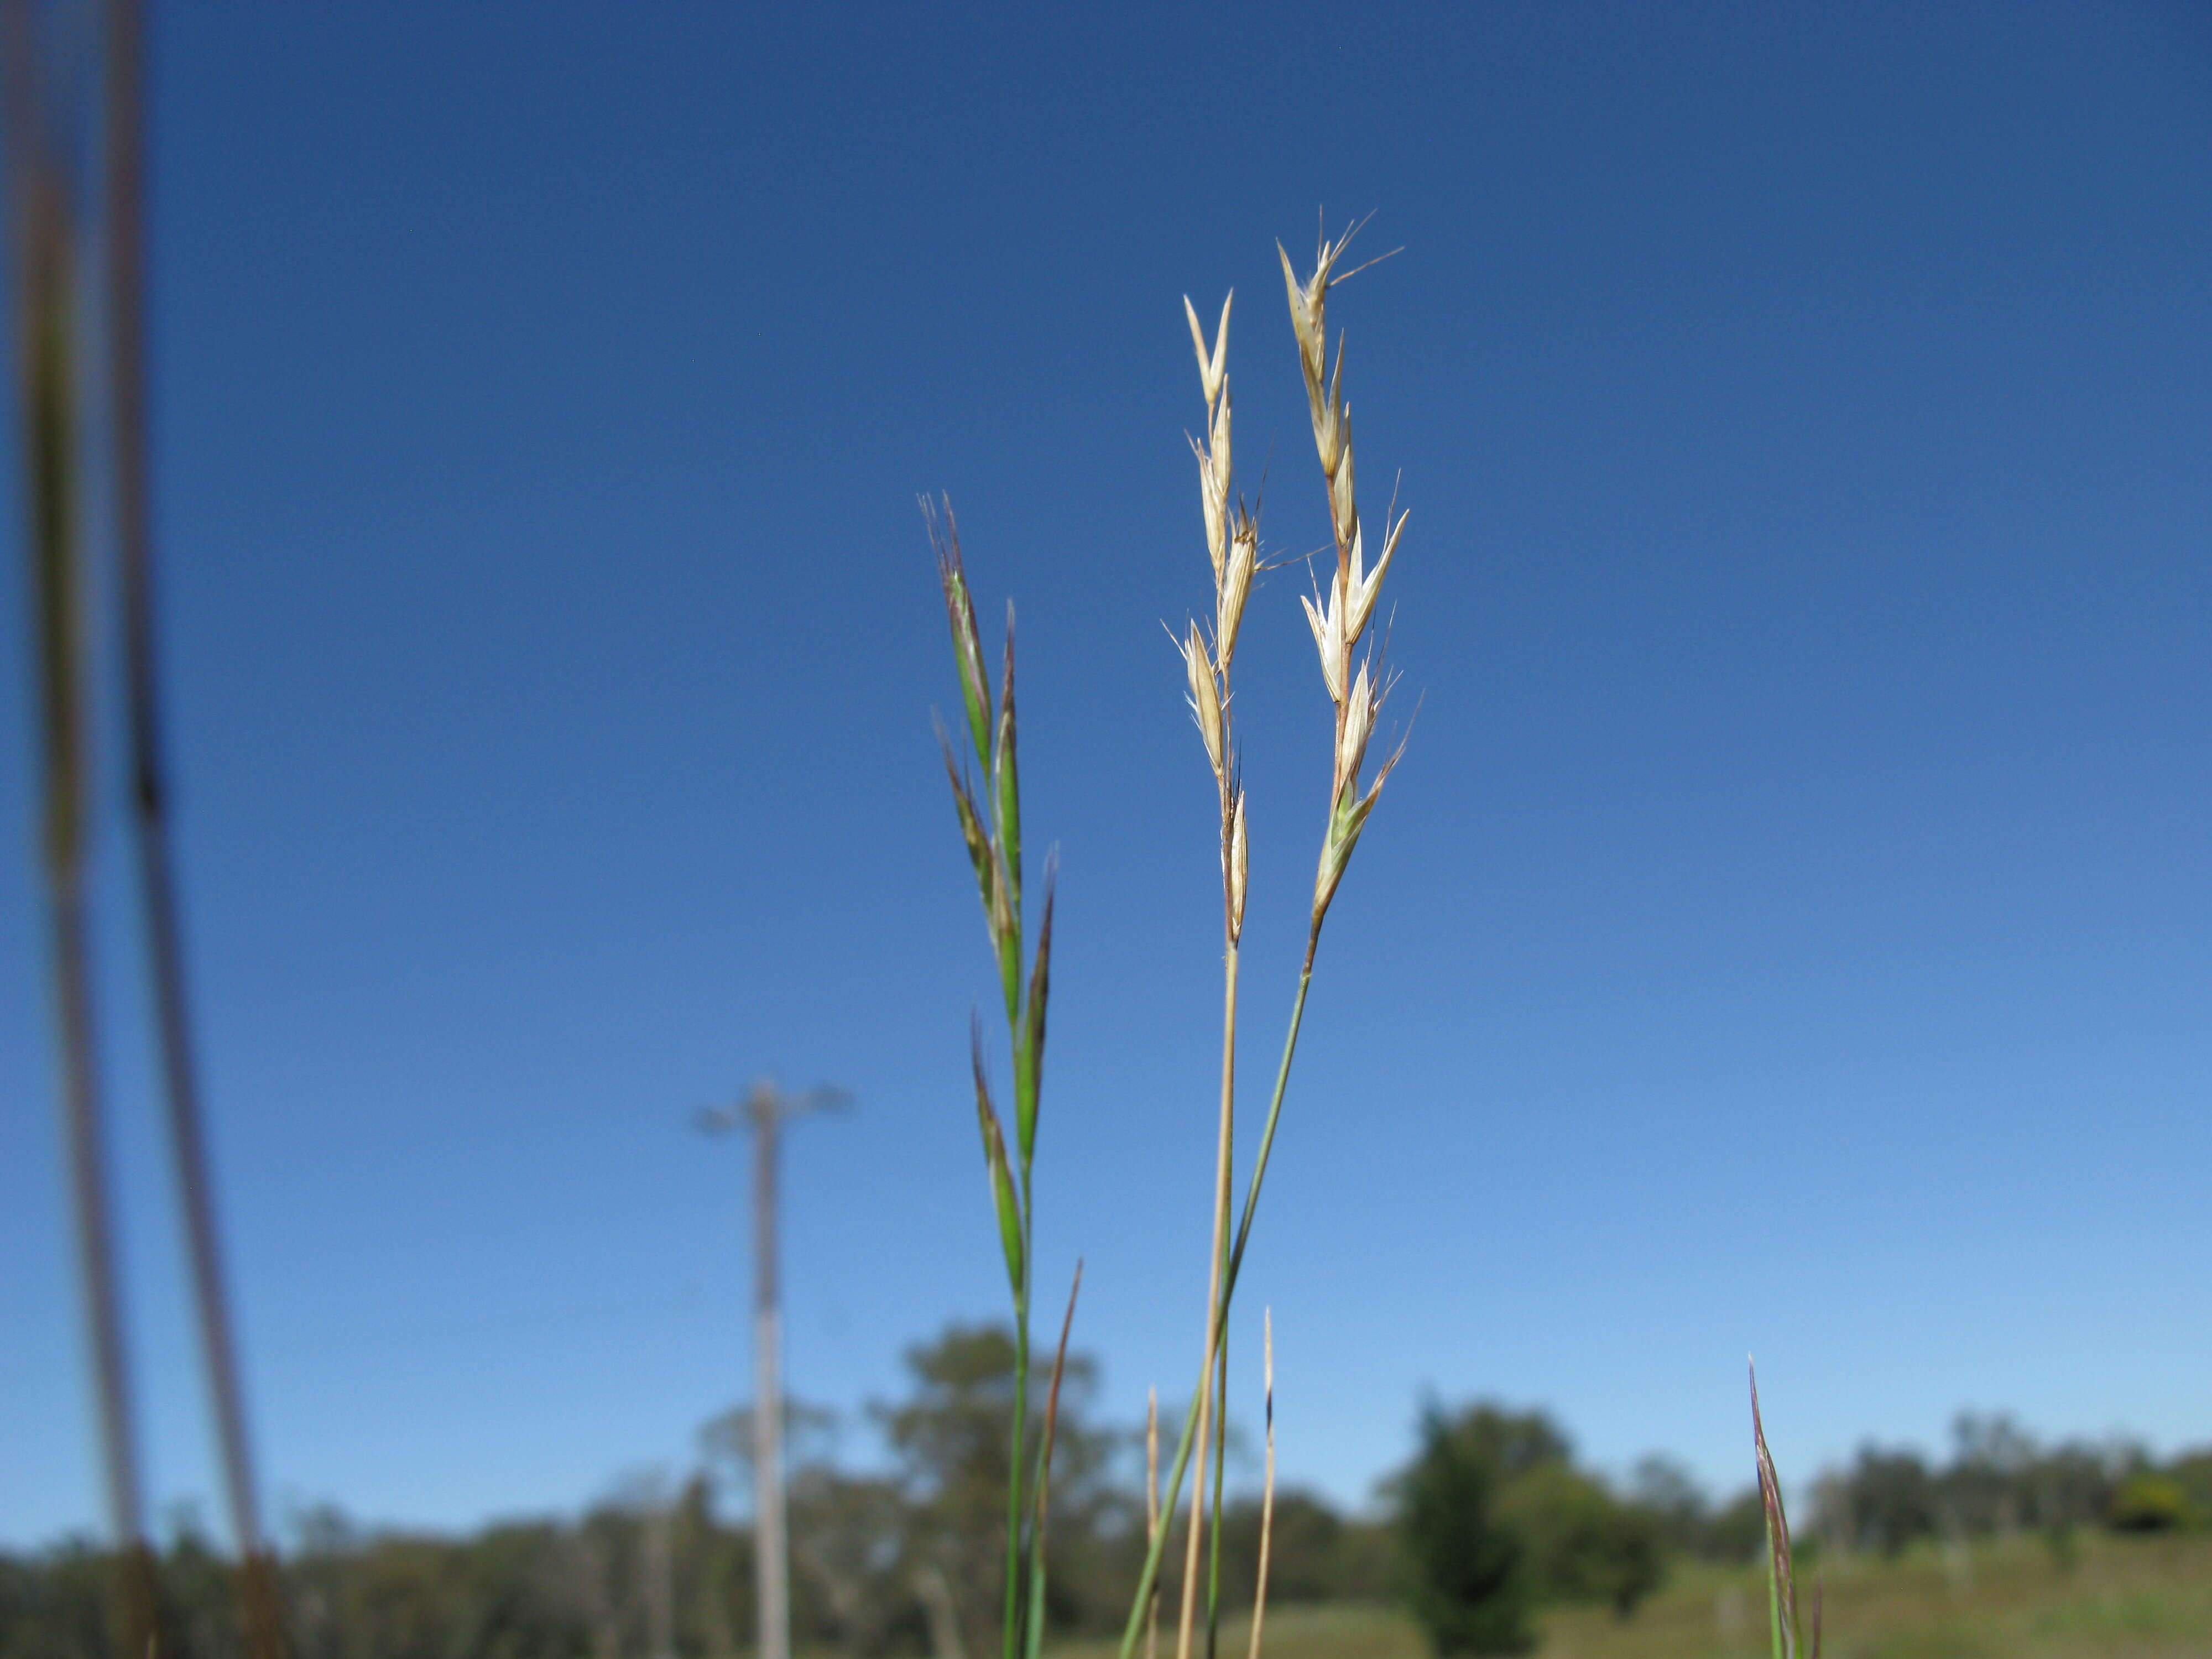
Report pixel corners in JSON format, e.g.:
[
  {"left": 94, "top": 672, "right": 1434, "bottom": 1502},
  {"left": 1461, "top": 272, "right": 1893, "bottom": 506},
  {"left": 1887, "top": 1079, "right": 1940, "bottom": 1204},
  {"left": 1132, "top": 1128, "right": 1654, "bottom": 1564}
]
[
  {"left": 105, "top": 4, "right": 286, "bottom": 1651},
  {"left": 4, "top": 10, "right": 159, "bottom": 1653},
  {"left": 1145, "top": 1390, "right": 1161, "bottom": 1659},
  {"left": 1246, "top": 1310, "right": 1275, "bottom": 1659},
  {"left": 1117, "top": 956, "right": 1313, "bottom": 1659}
]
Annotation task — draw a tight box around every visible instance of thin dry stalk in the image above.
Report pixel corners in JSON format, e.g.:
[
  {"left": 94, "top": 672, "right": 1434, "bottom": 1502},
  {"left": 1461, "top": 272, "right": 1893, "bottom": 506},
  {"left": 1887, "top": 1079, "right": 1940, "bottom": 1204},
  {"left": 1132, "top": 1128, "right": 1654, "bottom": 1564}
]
[
  {"left": 1245, "top": 1310, "right": 1275, "bottom": 1659},
  {"left": 104, "top": 4, "right": 285, "bottom": 1651},
  {"left": 3, "top": 7, "right": 158, "bottom": 1653}
]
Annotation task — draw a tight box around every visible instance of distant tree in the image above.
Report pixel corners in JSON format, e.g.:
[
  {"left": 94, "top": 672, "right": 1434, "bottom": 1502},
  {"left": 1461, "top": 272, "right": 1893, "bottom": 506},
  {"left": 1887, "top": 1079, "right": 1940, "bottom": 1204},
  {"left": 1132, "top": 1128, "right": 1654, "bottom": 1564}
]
[
  {"left": 1397, "top": 1404, "right": 1534, "bottom": 1655},
  {"left": 1450, "top": 1406, "right": 1573, "bottom": 1484},
  {"left": 1326, "top": 1511, "right": 1407, "bottom": 1601},
  {"left": 1498, "top": 1464, "right": 1665, "bottom": 1618},
  {"left": 0, "top": 1541, "right": 109, "bottom": 1659},
  {"left": 1707, "top": 1488, "right": 1768, "bottom": 1563},
  {"left": 1212, "top": 1491, "right": 1344, "bottom": 1605},
  {"left": 2108, "top": 1472, "right": 2204, "bottom": 1533},
  {"left": 1625, "top": 1457, "right": 1707, "bottom": 1558},
  {"left": 875, "top": 1322, "right": 1126, "bottom": 1650},
  {"left": 1941, "top": 1412, "right": 2037, "bottom": 1534},
  {"left": 2167, "top": 1449, "right": 2212, "bottom": 1522},
  {"left": 1835, "top": 1447, "right": 1939, "bottom": 1557}
]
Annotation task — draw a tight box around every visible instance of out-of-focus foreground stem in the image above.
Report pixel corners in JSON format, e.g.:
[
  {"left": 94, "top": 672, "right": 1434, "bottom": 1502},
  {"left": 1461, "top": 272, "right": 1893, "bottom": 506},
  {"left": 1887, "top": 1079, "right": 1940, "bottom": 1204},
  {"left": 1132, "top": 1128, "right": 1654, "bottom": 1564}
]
[
  {"left": 104, "top": 3, "right": 287, "bottom": 1653},
  {"left": 3, "top": 4, "right": 159, "bottom": 1653}
]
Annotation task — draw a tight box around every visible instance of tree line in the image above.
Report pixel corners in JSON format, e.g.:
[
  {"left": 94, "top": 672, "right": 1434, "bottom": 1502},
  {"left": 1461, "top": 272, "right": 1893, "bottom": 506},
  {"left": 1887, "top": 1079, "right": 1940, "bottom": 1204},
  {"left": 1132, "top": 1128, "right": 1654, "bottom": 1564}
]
[{"left": 6, "top": 1327, "right": 2207, "bottom": 1658}]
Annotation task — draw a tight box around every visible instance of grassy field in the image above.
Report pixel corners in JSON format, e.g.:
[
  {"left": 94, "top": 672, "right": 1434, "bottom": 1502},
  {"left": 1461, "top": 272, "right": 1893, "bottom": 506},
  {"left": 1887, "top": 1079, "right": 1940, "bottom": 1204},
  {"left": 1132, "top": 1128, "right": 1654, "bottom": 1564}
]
[{"left": 1046, "top": 1531, "right": 2212, "bottom": 1659}]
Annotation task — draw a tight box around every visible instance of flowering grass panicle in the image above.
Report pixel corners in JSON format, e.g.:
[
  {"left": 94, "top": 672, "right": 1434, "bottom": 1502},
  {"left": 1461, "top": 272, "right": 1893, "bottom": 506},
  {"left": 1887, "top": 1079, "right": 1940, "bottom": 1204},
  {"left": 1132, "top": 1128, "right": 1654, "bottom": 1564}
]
[{"left": 931, "top": 220, "right": 1415, "bottom": 1659}]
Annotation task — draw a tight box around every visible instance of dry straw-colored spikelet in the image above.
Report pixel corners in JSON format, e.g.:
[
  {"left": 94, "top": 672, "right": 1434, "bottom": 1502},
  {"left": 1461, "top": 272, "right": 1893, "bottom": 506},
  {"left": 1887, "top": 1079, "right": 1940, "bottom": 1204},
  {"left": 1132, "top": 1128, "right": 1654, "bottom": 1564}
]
[{"left": 1280, "top": 224, "right": 1409, "bottom": 930}]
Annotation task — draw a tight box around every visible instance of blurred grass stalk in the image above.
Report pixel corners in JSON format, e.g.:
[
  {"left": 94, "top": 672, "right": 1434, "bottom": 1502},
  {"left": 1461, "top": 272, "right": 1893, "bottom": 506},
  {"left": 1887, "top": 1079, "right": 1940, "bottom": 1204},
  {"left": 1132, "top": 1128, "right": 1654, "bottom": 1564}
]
[
  {"left": 105, "top": 2, "right": 287, "bottom": 1653},
  {"left": 3, "top": 3, "right": 158, "bottom": 1652},
  {"left": 8, "top": 3, "right": 284, "bottom": 1652}
]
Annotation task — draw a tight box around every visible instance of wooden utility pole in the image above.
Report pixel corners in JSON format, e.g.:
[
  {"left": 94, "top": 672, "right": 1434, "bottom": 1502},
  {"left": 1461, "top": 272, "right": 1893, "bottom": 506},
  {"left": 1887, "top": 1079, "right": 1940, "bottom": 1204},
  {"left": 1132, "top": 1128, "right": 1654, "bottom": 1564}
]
[{"left": 698, "top": 1081, "right": 848, "bottom": 1659}]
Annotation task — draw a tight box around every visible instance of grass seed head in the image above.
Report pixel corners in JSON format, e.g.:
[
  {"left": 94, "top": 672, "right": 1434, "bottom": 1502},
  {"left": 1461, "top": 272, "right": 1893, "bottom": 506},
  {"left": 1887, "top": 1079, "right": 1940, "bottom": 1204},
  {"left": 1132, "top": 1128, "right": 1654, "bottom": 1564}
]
[
  {"left": 972, "top": 1021, "right": 1024, "bottom": 1296},
  {"left": 1192, "top": 437, "right": 1226, "bottom": 585},
  {"left": 994, "top": 601, "right": 1022, "bottom": 907},
  {"left": 1278, "top": 242, "right": 1334, "bottom": 458},
  {"left": 1298, "top": 581, "right": 1348, "bottom": 705},
  {"left": 1180, "top": 622, "right": 1225, "bottom": 780},
  {"left": 1217, "top": 508, "right": 1257, "bottom": 671},
  {"left": 1184, "top": 290, "right": 1232, "bottom": 412},
  {"left": 925, "top": 497, "right": 994, "bottom": 770},
  {"left": 1336, "top": 660, "right": 1378, "bottom": 796},
  {"left": 1348, "top": 510, "right": 1406, "bottom": 648},
  {"left": 1326, "top": 392, "right": 1358, "bottom": 552},
  {"left": 1016, "top": 863, "right": 1056, "bottom": 1160},
  {"left": 1228, "top": 789, "right": 1249, "bottom": 941},
  {"left": 937, "top": 725, "right": 997, "bottom": 896},
  {"left": 1312, "top": 728, "right": 1403, "bottom": 926}
]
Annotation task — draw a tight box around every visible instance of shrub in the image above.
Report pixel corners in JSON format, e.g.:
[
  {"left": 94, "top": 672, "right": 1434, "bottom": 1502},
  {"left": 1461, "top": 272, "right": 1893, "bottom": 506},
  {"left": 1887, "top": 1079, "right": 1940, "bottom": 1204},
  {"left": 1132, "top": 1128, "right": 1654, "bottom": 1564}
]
[
  {"left": 2108, "top": 1472, "right": 2204, "bottom": 1533},
  {"left": 1398, "top": 1406, "right": 1535, "bottom": 1656},
  {"left": 1497, "top": 1464, "right": 1665, "bottom": 1618}
]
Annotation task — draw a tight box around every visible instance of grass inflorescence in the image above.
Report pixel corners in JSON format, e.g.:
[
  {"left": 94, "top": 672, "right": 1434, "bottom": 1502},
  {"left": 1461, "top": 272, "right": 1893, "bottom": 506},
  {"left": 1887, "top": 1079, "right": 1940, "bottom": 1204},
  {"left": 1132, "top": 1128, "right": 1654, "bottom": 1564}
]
[
  {"left": 930, "top": 218, "right": 1413, "bottom": 1659},
  {"left": 929, "top": 496, "right": 1076, "bottom": 1659}
]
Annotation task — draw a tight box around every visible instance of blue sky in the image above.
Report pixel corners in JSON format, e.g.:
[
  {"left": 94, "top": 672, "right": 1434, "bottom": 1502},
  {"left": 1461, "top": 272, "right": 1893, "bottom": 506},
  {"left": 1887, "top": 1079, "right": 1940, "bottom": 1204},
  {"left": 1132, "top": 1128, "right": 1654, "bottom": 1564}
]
[{"left": 2, "top": 2, "right": 2208, "bottom": 1549}]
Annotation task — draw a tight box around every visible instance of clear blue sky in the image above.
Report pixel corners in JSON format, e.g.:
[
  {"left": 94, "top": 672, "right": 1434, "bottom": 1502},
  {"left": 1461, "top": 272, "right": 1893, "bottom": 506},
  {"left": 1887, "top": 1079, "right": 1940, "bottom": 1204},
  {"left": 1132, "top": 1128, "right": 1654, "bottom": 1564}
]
[{"left": 3, "top": 2, "right": 2208, "bottom": 1549}]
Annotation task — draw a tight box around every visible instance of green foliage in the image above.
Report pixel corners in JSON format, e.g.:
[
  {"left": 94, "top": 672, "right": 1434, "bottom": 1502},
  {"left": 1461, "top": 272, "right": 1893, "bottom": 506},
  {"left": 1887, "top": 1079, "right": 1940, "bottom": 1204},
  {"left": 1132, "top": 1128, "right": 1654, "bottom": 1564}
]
[
  {"left": 2109, "top": 1473, "right": 2205, "bottom": 1533},
  {"left": 10, "top": 1399, "right": 2205, "bottom": 1657},
  {"left": 2163, "top": 1449, "right": 2212, "bottom": 1521},
  {"left": 1393, "top": 1402, "right": 1671, "bottom": 1653},
  {"left": 0, "top": 1542, "right": 111, "bottom": 1659},
  {"left": 1397, "top": 1405, "right": 1536, "bottom": 1656},
  {"left": 1833, "top": 1447, "right": 1940, "bottom": 1557},
  {"left": 1804, "top": 1416, "right": 2193, "bottom": 1553},
  {"left": 1208, "top": 1491, "right": 1397, "bottom": 1608},
  {"left": 1707, "top": 1488, "right": 1771, "bottom": 1564},
  {"left": 1497, "top": 1464, "right": 1665, "bottom": 1618}
]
